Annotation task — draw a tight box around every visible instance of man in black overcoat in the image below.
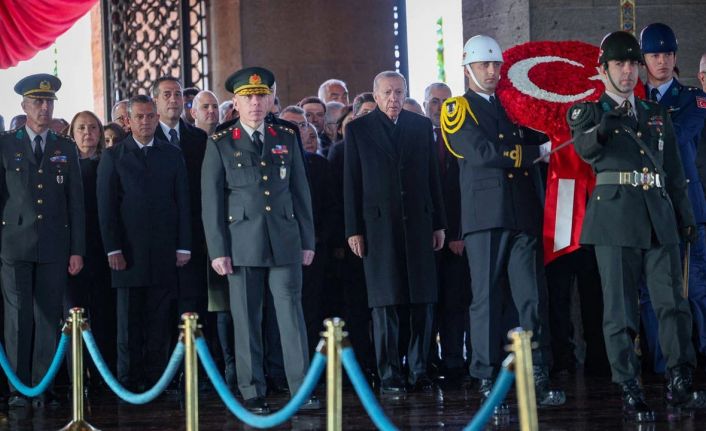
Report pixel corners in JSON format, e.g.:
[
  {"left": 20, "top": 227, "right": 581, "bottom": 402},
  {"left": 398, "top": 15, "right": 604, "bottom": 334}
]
[
  {"left": 97, "top": 95, "right": 191, "bottom": 390},
  {"left": 344, "top": 70, "right": 446, "bottom": 393}
]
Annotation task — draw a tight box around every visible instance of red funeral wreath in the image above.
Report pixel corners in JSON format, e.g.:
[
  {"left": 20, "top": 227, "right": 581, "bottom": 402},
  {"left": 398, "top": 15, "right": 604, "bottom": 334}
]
[{"left": 496, "top": 40, "right": 646, "bottom": 263}]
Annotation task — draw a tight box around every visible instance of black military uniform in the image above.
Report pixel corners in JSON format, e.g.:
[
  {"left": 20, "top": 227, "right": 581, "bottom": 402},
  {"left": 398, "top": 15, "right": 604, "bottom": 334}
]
[
  {"left": 568, "top": 31, "right": 703, "bottom": 421},
  {"left": 442, "top": 67, "right": 563, "bottom": 407},
  {"left": 201, "top": 67, "right": 318, "bottom": 413},
  {"left": 0, "top": 74, "right": 85, "bottom": 406}
]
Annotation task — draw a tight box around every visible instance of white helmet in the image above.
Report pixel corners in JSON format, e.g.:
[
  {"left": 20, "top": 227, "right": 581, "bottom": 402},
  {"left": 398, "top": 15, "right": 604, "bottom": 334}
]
[{"left": 462, "top": 35, "right": 504, "bottom": 65}]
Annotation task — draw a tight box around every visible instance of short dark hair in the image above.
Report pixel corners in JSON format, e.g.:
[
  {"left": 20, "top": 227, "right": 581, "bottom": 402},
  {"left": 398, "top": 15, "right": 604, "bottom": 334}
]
[
  {"left": 128, "top": 94, "right": 157, "bottom": 115},
  {"left": 297, "top": 96, "right": 326, "bottom": 112},
  {"left": 183, "top": 87, "right": 199, "bottom": 98},
  {"left": 352, "top": 92, "right": 375, "bottom": 116},
  {"left": 104, "top": 122, "right": 128, "bottom": 141},
  {"left": 151, "top": 76, "right": 182, "bottom": 98}
]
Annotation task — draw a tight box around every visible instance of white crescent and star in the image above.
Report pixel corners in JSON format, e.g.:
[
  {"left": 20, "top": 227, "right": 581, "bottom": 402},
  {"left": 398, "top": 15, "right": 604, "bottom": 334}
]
[{"left": 506, "top": 56, "right": 602, "bottom": 104}]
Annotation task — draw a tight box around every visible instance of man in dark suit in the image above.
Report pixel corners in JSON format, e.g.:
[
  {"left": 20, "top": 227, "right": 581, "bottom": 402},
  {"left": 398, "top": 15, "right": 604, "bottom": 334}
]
[
  {"left": 568, "top": 31, "right": 704, "bottom": 420},
  {"left": 0, "top": 74, "right": 85, "bottom": 408},
  {"left": 201, "top": 67, "right": 319, "bottom": 413},
  {"left": 344, "top": 71, "right": 446, "bottom": 393},
  {"left": 443, "top": 35, "right": 564, "bottom": 410},
  {"left": 152, "top": 77, "right": 209, "bottom": 318},
  {"left": 97, "top": 94, "right": 191, "bottom": 390},
  {"left": 423, "top": 82, "right": 471, "bottom": 380}
]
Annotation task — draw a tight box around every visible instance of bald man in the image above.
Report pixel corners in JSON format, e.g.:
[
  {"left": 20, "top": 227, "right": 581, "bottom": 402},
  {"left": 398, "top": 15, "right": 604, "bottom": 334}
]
[{"left": 191, "top": 91, "right": 220, "bottom": 135}]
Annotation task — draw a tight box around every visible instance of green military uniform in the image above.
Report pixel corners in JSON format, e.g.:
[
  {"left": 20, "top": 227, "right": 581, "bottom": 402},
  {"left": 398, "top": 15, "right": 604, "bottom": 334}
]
[
  {"left": 0, "top": 75, "right": 85, "bottom": 396},
  {"left": 569, "top": 93, "right": 696, "bottom": 383},
  {"left": 201, "top": 67, "right": 315, "bottom": 405}
]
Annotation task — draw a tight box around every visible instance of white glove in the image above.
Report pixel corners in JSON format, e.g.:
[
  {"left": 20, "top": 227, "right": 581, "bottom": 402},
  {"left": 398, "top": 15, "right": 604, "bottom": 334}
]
[{"left": 538, "top": 141, "right": 552, "bottom": 163}]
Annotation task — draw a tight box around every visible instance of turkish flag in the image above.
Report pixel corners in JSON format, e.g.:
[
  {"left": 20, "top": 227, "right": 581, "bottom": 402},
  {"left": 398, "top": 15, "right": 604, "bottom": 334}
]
[{"left": 496, "top": 40, "right": 646, "bottom": 264}]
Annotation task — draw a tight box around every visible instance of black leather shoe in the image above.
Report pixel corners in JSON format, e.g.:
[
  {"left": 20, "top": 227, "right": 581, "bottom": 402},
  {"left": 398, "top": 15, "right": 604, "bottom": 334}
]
[
  {"left": 621, "top": 379, "right": 655, "bottom": 422},
  {"left": 380, "top": 378, "right": 407, "bottom": 394},
  {"left": 8, "top": 393, "right": 28, "bottom": 408},
  {"left": 299, "top": 395, "right": 322, "bottom": 410},
  {"left": 534, "top": 366, "right": 566, "bottom": 406},
  {"left": 409, "top": 374, "right": 434, "bottom": 392},
  {"left": 244, "top": 396, "right": 270, "bottom": 414},
  {"left": 666, "top": 365, "right": 706, "bottom": 409},
  {"left": 479, "top": 378, "right": 510, "bottom": 416}
]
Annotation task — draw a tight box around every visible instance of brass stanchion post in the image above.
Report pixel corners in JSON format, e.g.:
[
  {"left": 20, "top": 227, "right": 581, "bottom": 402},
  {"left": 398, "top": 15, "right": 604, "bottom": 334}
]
[
  {"left": 181, "top": 313, "right": 200, "bottom": 431},
  {"left": 60, "top": 307, "right": 100, "bottom": 431},
  {"left": 508, "top": 328, "right": 538, "bottom": 431},
  {"left": 324, "top": 318, "right": 345, "bottom": 431}
]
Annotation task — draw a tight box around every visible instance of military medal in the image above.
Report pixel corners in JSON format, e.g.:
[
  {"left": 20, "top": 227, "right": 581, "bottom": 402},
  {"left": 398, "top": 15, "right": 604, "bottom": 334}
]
[
  {"left": 658, "top": 133, "right": 664, "bottom": 152},
  {"left": 57, "top": 173, "right": 64, "bottom": 184},
  {"left": 280, "top": 165, "right": 286, "bottom": 179}
]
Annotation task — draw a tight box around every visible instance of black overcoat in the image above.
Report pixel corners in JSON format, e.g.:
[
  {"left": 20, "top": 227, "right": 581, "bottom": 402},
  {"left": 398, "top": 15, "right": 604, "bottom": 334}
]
[
  {"left": 344, "top": 108, "right": 446, "bottom": 307},
  {"left": 97, "top": 136, "right": 191, "bottom": 288}
]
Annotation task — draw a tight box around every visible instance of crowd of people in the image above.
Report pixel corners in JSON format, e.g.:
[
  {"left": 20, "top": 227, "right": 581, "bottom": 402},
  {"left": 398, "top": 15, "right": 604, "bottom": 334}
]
[{"left": 2, "top": 22, "right": 706, "bottom": 423}]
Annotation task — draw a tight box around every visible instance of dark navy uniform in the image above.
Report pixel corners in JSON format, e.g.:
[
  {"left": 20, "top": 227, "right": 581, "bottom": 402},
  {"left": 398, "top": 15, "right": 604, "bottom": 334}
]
[
  {"left": 639, "top": 79, "right": 706, "bottom": 372},
  {"left": 443, "top": 90, "right": 552, "bottom": 383}
]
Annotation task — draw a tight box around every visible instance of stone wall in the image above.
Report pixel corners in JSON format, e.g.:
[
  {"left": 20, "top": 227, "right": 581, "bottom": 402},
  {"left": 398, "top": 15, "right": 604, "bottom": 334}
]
[{"left": 463, "top": 0, "right": 706, "bottom": 87}]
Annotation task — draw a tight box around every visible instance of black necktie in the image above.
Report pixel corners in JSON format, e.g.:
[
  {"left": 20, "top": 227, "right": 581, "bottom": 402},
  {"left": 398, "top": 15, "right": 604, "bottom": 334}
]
[
  {"left": 141, "top": 145, "right": 149, "bottom": 161},
  {"left": 252, "top": 130, "right": 263, "bottom": 154},
  {"left": 621, "top": 99, "right": 635, "bottom": 119},
  {"left": 650, "top": 88, "right": 660, "bottom": 102},
  {"left": 169, "top": 129, "right": 179, "bottom": 147},
  {"left": 488, "top": 95, "right": 496, "bottom": 106},
  {"left": 34, "top": 135, "right": 43, "bottom": 165}
]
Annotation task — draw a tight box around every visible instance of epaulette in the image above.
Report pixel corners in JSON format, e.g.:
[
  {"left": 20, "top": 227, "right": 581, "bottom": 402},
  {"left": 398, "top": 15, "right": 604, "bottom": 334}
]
[
  {"left": 566, "top": 102, "right": 597, "bottom": 129},
  {"left": 273, "top": 124, "right": 295, "bottom": 135},
  {"left": 211, "top": 125, "right": 234, "bottom": 142},
  {"left": 51, "top": 130, "right": 75, "bottom": 142},
  {"left": 0, "top": 128, "right": 16, "bottom": 137}
]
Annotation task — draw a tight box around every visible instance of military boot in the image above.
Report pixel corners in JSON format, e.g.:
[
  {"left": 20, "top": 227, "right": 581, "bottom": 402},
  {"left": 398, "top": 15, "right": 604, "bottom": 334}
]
[
  {"left": 666, "top": 365, "right": 706, "bottom": 409},
  {"left": 534, "top": 366, "right": 566, "bottom": 406},
  {"left": 478, "top": 378, "right": 510, "bottom": 416},
  {"left": 621, "top": 378, "right": 655, "bottom": 422}
]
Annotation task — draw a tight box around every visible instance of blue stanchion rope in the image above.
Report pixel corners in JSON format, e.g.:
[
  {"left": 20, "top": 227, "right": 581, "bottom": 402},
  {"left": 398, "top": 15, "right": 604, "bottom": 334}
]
[
  {"left": 340, "top": 347, "right": 399, "bottom": 431},
  {"left": 0, "top": 333, "right": 68, "bottom": 397},
  {"left": 83, "top": 329, "right": 184, "bottom": 404},
  {"left": 196, "top": 337, "right": 325, "bottom": 429},
  {"left": 463, "top": 367, "right": 515, "bottom": 431}
]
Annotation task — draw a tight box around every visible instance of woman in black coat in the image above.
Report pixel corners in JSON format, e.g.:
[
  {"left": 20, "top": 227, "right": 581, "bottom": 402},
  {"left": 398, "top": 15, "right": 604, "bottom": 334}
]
[{"left": 65, "top": 111, "right": 116, "bottom": 382}]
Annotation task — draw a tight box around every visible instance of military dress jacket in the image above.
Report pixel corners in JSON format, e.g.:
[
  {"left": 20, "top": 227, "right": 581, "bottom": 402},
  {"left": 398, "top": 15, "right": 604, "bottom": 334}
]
[
  {"left": 444, "top": 90, "right": 545, "bottom": 238},
  {"left": 201, "top": 120, "right": 314, "bottom": 267},
  {"left": 344, "top": 108, "right": 446, "bottom": 307},
  {"left": 97, "top": 136, "right": 191, "bottom": 288},
  {"left": 0, "top": 127, "right": 85, "bottom": 263},
  {"left": 646, "top": 79, "right": 706, "bottom": 223},
  {"left": 569, "top": 93, "right": 694, "bottom": 249}
]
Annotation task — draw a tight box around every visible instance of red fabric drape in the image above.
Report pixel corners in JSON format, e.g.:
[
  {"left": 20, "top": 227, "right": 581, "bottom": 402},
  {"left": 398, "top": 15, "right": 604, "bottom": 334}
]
[{"left": 0, "top": 0, "right": 97, "bottom": 69}]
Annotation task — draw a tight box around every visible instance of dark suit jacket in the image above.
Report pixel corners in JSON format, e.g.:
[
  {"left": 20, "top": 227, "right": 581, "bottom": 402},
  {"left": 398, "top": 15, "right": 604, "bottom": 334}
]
[
  {"left": 570, "top": 93, "right": 694, "bottom": 248},
  {"left": 97, "top": 136, "right": 191, "bottom": 287},
  {"left": 156, "top": 120, "right": 208, "bottom": 297},
  {"left": 201, "top": 120, "right": 314, "bottom": 267},
  {"left": 0, "top": 127, "right": 85, "bottom": 262},
  {"left": 445, "top": 90, "right": 545, "bottom": 238},
  {"left": 304, "top": 152, "right": 337, "bottom": 248},
  {"left": 344, "top": 108, "right": 446, "bottom": 307},
  {"left": 435, "top": 128, "right": 463, "bottom": 242}
]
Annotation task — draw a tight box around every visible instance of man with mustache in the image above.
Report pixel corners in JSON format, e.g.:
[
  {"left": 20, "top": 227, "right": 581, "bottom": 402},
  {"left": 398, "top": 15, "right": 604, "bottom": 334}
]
[{"left": 568, "top": 31, "right": 704, "bottom": 421}]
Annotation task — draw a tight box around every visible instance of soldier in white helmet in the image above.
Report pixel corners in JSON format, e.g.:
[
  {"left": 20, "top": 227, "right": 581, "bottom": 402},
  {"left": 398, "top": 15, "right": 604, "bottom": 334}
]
[{"left": 441, "top": 35, "right": 563, "bottom": 412}]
